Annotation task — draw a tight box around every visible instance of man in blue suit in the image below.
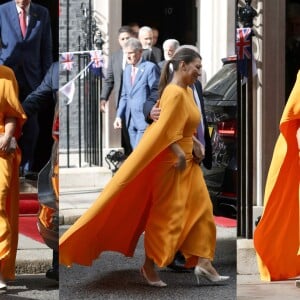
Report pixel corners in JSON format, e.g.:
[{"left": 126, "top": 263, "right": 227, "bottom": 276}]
[
  {"left": 100, "top": 25, "right": 134, "bottom": 157},
  {"left": 114, "top": 38, "right": 160, "bottom": 149},
  {"left": 0, "top": 0, "right": 53, "bottom": 176}
]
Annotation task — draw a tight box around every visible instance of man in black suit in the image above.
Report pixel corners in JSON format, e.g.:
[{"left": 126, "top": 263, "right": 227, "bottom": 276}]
[
  {"left": 100, "top": 25, "right": 134, "bottom": 157},
  {"left": 138, "top": 26, "right": 162, "bottom": 64}
]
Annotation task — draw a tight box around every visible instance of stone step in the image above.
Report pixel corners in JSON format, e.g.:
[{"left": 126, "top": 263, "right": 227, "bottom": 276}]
[
  {"left": 59, "top": 166, "right": 112, "bottom": 192},
  {"left": 20, "top": 177, "right": 37, "bottom": 193}
]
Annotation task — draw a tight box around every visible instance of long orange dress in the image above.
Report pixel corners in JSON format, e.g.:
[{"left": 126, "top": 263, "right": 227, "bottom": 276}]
[
  {"left": 254, "top": 71, "right": 300, "bottom": 281},
  {"left": 59, "top": 84, "right": 216, "bottom": 268},
  {"left": 0, "top": 65, "right": 27, "bottom": 280}
]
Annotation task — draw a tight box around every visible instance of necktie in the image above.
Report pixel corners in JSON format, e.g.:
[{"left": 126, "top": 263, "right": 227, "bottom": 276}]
[
  {"left": 19, "top": 8, "right": 27, "bottom": 38},
  {"left": 131, "top": 66, "right": 136, "bottom": 85}
]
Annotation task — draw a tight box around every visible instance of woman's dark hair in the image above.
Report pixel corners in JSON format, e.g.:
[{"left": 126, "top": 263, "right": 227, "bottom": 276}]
[{"left": 158, "top": 48, "right": 200, "bottom": 97}]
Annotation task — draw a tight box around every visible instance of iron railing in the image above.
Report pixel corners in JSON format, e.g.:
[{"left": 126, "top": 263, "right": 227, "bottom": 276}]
[{"left": 59, "top": 0, "right": 103, "bottom": 168}]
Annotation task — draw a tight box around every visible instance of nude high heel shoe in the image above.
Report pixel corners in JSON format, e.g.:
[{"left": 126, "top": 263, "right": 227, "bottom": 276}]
[
  {"left": 194, "top": 266, "right": 229, "bottom": 284},
  {"left": 140, "top": 267, "right": 167, "bottom": 287},
  {"left": 0, "top": 273, "right": 7, "bottom": 290}
]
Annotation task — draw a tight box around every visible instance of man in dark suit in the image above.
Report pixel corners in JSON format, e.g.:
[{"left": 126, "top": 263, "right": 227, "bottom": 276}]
[
  {"left": 0, "top": 0, "right": 53, "bottom": 176},
  {"left": 22, "top": 61, "right": 58, "bottom": 282},
  {"left": 114, "top": 37, "right": 160, "bottom": 149},
  {"left": 138, "top": 26, "right": 162, "bottom": 64},
  {"left": 100, "top": 25, "right": 134, "bottom": 157}
]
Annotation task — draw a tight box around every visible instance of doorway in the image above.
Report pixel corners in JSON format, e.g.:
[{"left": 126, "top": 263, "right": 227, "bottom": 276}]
[
  {"left": 122, "top": 0, "right": 197, "bottom": 47},
  {"left": 285, "top": 0, "right": 300, "bottom": 99}
]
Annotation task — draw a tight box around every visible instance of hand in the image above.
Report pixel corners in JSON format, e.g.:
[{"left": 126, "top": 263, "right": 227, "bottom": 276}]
[
  {"left": 0, "top": 134, "right": 12, "bottom": 153},
  {"left": 113, "top": 117, "right": 122, "bottom": 129},
  {"left": 174, "top": 154, "right": 186, "bottom": 171},
  {"left": 193, "top": 136, "right": 205, "bottom": 163},
  {"left": 100, "top": 100, "right": 107, "bottom": 113},
  {"left": 150, "top": 102, "right": 161, "bottom": 122}
]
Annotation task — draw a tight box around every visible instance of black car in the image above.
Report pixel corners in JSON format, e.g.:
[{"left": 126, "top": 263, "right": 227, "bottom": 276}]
[
  {"left": 202, "top": 56, "right": 237, "bottom": 219},
  {"left": 37, "top": 102, "right": 59, "bottom": 252}
]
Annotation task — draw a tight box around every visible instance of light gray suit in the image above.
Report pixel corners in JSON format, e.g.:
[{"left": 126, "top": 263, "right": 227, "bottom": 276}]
[{"left": 117, "top": 59, "right": 160, "bottom": 149}]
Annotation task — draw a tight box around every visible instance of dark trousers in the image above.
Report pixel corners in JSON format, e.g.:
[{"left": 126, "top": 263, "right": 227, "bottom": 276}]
[
  {"left": 52, "top": 250, "right": 58, "bottom": 271},
  {"left": 19, "top": 114, "right": 39, "bottom": 175},
  {"left": 121, "top": 118, "right": 132, "bottom": 157}
]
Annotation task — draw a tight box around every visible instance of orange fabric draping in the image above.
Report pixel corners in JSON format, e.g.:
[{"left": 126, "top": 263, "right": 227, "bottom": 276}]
[
  {"left": 0, "top": 65, "right": 27, "bottom": 280},
  {"left": 254, "top": 70, "right": 300, "bottom": 281},
  {"left": 59, "top": 84, "right": 216, "bottom": 268}
]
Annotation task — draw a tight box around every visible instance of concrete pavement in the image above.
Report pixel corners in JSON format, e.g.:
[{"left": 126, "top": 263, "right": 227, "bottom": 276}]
[{"left": 16, "top": 178, "right": 52, "bottom": 276}]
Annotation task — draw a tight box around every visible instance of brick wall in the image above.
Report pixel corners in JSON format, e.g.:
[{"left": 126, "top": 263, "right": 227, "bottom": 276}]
[{"left": 59, "top": 0, "right": 99, "bottom": 167}]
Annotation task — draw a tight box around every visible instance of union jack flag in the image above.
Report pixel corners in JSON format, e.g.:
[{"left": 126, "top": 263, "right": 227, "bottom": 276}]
[
  {"left": 236, "top": 28, "right": 252, "bottom": 60},
  {"left": 89, "top": 50, "right": 104, "bottom": 76},
  {"left": 90, "top": 50, "right": 104, "bottom": 68},
  {"left": 61, "top": 52, "right": 74, "bottom": 71},
  {"left": 236, "top": 28, "right": 252, "bottom": 78}
]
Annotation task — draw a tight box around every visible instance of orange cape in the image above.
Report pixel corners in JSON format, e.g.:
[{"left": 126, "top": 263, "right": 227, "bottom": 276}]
[
  {"left": 59, "top": 85, "right": 216, "bottom": 268},
  {"left": 254, "top": 71, "right": 300, "bottom": 281}
]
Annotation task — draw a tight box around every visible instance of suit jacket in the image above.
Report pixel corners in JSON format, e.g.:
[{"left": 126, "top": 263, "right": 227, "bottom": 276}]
[
  {"left": 142, "top": 46, "right": 162, "bottom": 64},
  {"left": 0, "top": 1, "right": 52, "bottom": 91},
  {"left": 22, "top": 61, "right": 58, "bottom": 118},
  {"left": 117, "top": 60, "right": 160, "bottom": 130},
  {"left": 100, "top": 49, "right": 123, "bottom": 109},
  {"left": 193, "top": 80, "right": 212, "bottom": 170},
  {"left": 143, "top": 79, "right": 212, "bottom": 169}
]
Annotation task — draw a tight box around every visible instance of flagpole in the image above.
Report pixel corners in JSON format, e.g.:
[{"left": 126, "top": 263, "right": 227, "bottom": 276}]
[{"left": 237, "top": 0, "right": 257, "bottom": 239}]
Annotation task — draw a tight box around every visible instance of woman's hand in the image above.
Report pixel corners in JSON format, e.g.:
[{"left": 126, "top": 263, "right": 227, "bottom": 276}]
[
  {"left": 0, "top": 134, "right": 12, "bottom": 153},
  {"left": 170, "top": 142, "right": 186, "bottom": 171},
  {"left": 192, "top": 136, "right": 205, "bottom": 163},
  {"left": 174, "top": 153, "right": 186, "bottom": 170}
]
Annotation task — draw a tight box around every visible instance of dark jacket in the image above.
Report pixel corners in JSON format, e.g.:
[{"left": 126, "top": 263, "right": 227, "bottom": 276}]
[{"left": 22, "top": 62, "right": 58, "bottom": 117}]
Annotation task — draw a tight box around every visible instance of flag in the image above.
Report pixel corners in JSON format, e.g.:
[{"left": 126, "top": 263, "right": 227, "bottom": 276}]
[
  {"left": 59, "top": 80, "right": 75, "bottom": 105},
  {"left": 236, "top": 27, "right": 252, "bottom": 78},
  {"left": 89, "top": 50, "right": 104, "bottom": 76},
  {"left": 61, "top": 52, "right": 74, "bottom": 71}
]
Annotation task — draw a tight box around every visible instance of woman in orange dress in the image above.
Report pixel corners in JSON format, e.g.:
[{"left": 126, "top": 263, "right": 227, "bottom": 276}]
[
  {"left": 59, "top": 48, "right": 229, "bottom": 286},
  {"left": 254, "top": 70, "right": 300, "bottom": 281},
  {"left": 0, "top": 65, "right": 27, "bottom": 289}
]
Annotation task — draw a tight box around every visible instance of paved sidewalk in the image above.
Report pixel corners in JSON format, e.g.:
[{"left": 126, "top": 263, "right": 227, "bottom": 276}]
[
  {"left": 17, "top": 178, "right": 52, "bottom": 275},
  {"left": 237, "top": 274, "right": 300, "bottom": 299},
  {"left": 16, "top": 233, "right": 52, "bottom": 275}
]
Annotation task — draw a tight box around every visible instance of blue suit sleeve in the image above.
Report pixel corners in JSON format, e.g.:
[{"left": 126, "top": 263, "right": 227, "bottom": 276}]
[
  {"left": 22, "top": 63, "right": 57, "bottom": 117},
  {"left": 143, "top": 64, "right": 160, "bottom": 123}
]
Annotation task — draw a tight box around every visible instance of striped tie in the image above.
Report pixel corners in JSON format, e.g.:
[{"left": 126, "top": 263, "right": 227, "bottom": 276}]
[
  {"left": 131, "top": 66, "right": 136, "bottom": 85},
  {"left": 19, "top": 8, "right": 27, "bottom": 38}
]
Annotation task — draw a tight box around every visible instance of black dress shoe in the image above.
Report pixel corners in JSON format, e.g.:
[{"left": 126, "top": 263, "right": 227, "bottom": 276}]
[
  {"left": 24, "top": 171, "right": 38, "bottom": 181},
  {"left": 167, "top": 252, "right": 194, "bottom": 272},
  {"left": 46, "top": 268, "right": 59, "bottom": 281}
]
